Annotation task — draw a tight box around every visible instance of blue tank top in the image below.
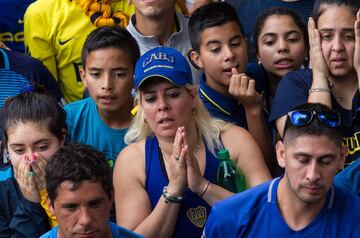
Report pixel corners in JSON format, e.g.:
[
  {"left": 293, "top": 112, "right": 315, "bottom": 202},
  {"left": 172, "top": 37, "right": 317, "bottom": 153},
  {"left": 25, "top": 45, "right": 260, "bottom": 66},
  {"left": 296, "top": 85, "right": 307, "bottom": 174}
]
[{"left": 145, "top": 136, "right": 219, "bottom": 238}]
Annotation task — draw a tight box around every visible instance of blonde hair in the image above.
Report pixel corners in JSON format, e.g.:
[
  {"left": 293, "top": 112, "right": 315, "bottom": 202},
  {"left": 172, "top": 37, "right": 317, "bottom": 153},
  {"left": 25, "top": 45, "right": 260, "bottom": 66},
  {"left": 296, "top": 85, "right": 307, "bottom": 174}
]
[
  {"left": 125, "top": 84, "right": 232, "bottom": 154},
  {"left": 77, "top": 0, "right": 129, "bottom": 27}
]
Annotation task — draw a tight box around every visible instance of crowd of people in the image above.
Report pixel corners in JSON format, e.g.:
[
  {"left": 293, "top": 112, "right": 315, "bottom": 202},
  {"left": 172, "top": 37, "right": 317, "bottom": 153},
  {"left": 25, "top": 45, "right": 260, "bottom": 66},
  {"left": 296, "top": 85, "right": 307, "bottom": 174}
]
[{"left": 0, "top": 0, "right": 360, "bottom": 237}]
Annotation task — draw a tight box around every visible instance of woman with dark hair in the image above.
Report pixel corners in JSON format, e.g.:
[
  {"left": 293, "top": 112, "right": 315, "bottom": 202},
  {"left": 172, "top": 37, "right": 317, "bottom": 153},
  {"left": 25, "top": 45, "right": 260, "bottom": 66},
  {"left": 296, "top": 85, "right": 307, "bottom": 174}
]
[
  {"left": 253, "top": 7, "right": 309, "bottom": 97},
  {"left": 270, "top": 0, "right": 360, "bottom": 165},
  {"left": 0, "top": 92, "right": 66, "bottom": 237}
]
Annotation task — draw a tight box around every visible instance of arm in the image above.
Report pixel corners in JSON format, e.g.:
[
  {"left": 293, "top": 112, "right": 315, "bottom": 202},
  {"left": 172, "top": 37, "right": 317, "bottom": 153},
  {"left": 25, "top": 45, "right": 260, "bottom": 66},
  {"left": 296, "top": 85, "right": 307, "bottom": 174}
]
[
  {"left": 0, "top": 163, "right": 49, "bottom": 237},
  {"left": 228, "top": 69, "right": 275, "bottom": 172},
  {"left": 307, "top": 17, "right": 332, "bottom": 107},
  {"left": 354, "top": 10, "right": 360, "bottom": 90},
  {"left": 221, "top": 126, "right": 271, "bottom": 187},
  {"left": 31, "top": 153, "right": 58, "bottom": 227},
  {"left": 114, "top": 134, "right": 187, "bottom": 238},
  {"left": 24, "top": 4, "right": 58, "bottom": 81}
]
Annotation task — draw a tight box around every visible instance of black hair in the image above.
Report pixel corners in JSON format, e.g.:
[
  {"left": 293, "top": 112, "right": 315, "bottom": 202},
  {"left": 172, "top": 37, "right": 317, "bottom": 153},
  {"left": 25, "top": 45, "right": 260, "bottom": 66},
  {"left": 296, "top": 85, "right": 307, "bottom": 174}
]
[
  {"left": 253, "top": 7, "right": 309, "bottom": 54},
  {"left": 81, "top": 26, "right": 140, "bottom": 68},
  {"left": 313, "top": 0, "right": 360, "bottom": 23},
  {"left": 188, "top": 2, "right": 244, "bottom": 52},
  {"left": 3, "top": 91, "right": 66, "bottom": 143},
  {"left": 46, "top": 143, "right": 113, "bottom": 205},
  {"left": 283, "top": 103, "right": 343, "bottom": 146}
]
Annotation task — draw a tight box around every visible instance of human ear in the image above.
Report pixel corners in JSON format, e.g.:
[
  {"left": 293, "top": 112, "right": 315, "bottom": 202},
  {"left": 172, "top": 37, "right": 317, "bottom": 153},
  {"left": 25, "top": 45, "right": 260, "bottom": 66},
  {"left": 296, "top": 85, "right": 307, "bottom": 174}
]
[
  {"left": 46, "top": 196, "right": 55, "bottom": 216},
  {"left": 338, "top": 145, "right": 348, "bottom": 170},
  {"left": 276, "top": 140, "right": 286, "bottom": 169},
  {"left": 60, "top": 129, "right": 66, "bottom": 146},
  {"left": 80, "top": 68, "right": 87, "bottom": 87},
  {"left": 189, "top": 50, "right": 204, "bottom": 70}
]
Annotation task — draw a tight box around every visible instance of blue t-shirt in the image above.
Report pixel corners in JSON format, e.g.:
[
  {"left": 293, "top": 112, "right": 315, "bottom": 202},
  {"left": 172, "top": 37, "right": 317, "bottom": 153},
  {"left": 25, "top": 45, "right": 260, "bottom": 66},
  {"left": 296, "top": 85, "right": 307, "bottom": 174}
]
[
  {"left": 227, "top": 0, "right": 314, "bottom": 63},
  {"left": 203, "top": 177, "right": 360, "bottom": 238},
  {"left": 65, "top": 97, "right": 128, "bottom": 168},
  {"left": 40, "top": 222, "right": 143, "bottom": 238},
  {"left": 270, "top": 69, "right": 360, "bottom": 166},
  {"left": 199, "top": 63, "right": 270, "bottom": 128},
  {"left": 334, "top": 158, "right": 360, "bottom": 196},
  {"left": 145, "top": 136, "right": 219, "bottom": 238}
]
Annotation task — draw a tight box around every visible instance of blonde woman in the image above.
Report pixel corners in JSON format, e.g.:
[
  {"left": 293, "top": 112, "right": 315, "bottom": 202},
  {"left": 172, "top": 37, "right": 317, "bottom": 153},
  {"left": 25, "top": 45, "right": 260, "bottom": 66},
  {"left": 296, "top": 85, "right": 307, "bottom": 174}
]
[{"left": 113, "top": 47, "right": 270, "bottom": 238}]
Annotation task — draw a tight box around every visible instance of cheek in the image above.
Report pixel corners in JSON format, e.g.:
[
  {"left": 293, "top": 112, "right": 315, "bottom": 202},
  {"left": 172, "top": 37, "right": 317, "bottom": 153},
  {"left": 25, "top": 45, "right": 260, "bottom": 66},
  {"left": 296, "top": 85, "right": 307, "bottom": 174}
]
[
  {"left": 8, "top": 152, "right": 22, "bottom": 169},
  {"left": 321, "top": 43, "right": 332, "bottom": 62},
  {"left": 40, "top": 144, "right": 61, "bottom": 160}
]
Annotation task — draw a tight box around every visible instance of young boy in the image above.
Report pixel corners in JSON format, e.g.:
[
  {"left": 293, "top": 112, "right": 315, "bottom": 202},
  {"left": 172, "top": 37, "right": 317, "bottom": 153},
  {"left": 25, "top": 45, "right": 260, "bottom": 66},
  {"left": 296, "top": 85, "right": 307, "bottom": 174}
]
[
  {"left": 65, "top": 26, "right": 140, "bottom": 168},
  {"left": 188, "top": 2, "right": 275, "bottom": 174}
]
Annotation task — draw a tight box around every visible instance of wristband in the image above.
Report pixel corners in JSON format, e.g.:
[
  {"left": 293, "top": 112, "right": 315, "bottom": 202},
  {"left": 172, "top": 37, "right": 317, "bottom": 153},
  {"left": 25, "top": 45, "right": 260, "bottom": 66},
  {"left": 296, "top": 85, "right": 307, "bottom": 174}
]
[
  {"left": 308, "top": 88, "right": 331, "bottom": 94},
  {"left": 199, "top": 180, "right": 210, "bottom": 198},
  {"left": 162, "top": 186, "right": 184, "bottom": 203}
]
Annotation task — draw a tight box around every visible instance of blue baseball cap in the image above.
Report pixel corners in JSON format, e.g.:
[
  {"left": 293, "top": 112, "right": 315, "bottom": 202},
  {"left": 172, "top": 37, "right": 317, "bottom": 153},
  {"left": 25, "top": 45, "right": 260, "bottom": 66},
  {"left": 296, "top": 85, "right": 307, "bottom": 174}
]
[{"left": 134, "top": 47, "right": 193, "bottom": 89}]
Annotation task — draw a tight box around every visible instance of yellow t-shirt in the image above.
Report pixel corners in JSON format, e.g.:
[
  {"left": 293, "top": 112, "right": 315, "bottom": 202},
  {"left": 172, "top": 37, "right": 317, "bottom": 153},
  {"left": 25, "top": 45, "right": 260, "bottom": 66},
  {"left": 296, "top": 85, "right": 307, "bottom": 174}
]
[
  {"left": 24, "top": 0, "right": 135, "bottom": 103},
  {"left": 39, "top": 189, "right": 57, "bottom": 228}
]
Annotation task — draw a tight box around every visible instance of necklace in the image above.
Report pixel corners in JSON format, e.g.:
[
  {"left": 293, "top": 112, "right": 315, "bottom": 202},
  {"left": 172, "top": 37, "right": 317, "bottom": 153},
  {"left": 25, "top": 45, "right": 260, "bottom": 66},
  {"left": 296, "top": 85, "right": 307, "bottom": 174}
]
[{"left": 159, "top": 140, "right": 203, "bottom": 162}]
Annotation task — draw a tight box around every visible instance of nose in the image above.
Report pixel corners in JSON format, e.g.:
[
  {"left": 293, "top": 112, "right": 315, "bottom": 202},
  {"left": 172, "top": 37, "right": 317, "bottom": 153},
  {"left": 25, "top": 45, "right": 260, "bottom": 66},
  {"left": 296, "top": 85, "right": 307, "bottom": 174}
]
[
  {"left": 277, "top": 38, "right": 289, "bottom": 53},
  {"left": 306, "top": 160, "right": 321, "bottom": 183},
  {"left": 101, "top": 74, "right": 113, "bottom": 91},
  {"left": 78, "top": 207, "right": 92, "bottom": 227},
  {"left": 331, "top": 35, "right": 345, "bottom": 52},
  {"left": 224, "top": 45, "right": 235, "bottom": 61},
  {"left": 157, "top": 95, "right": 169, "bottom": 111}
]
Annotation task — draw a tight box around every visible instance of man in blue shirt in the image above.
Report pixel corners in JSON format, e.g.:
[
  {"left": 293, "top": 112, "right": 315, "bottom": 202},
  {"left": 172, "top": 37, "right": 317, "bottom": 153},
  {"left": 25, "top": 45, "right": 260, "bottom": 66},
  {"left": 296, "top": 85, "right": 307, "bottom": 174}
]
[
  {"left": 203, "top": 103, "right": 360, "bottom": 238},
  {"left": 41, "top": 143, "right": 142, "bottom": 238}
]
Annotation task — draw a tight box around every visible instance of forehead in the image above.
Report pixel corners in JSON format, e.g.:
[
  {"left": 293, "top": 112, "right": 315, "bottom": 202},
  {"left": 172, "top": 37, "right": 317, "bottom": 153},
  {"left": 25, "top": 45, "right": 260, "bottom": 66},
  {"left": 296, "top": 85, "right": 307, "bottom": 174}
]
[
  {"left": 199, "top": 21, "right": 244, "bottom": 45},
  {"left": 285, "top": 134, "right": 339, "bottom": 154},
  {"left": 260, "top": 14, "right": 302, "bottom": 36},
  {"left": 317, "top": 6, "right": 356, "bottom": 29},
  {"left": 7, "top": 121, "right": 54, "bottom": 144},
  {"left": 85, "top": 47, "right": 132, "bottom": 68},
  {"left": 140, "top": 77, "right": 177, "bottom": 91},
  {"left": 54, "top": 181, "right": 108, "bottom": 205}
]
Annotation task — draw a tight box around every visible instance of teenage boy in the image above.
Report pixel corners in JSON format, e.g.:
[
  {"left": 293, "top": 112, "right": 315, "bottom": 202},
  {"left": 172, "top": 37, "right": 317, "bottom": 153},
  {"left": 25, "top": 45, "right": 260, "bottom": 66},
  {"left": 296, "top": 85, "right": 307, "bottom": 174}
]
[
  {"left": 203, "top": 103, "right": 360, "bottom": 238},
  {"left": 189, "top": 2, "right": 275, "bottom": 174},
  {"left": 65, "top": 26, "right": 140, "bottom": 168},
  {"left": 127, "top": 0, "right": 200, "bottom": 83},
  {"left": 41, "top": 143, "right": 143, "bottom": 238}
]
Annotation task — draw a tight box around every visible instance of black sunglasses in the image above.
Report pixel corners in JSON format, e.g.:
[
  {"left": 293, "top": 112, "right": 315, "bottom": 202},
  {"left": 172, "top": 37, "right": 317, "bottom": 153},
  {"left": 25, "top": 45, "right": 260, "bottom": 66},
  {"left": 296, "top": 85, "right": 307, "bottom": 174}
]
[{"left": 287, "top": 109, "right": 341, "bottom": 128}]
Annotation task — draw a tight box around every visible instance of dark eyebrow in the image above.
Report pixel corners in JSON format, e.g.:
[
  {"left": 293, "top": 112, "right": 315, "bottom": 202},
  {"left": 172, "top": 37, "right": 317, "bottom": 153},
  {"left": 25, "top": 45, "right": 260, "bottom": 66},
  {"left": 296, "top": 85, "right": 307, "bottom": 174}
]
[
  {"left": 206, "top": 35, "right": 243, "bottom": 46},
  {"left": 9, "top": 139, "right": 51, "bottom": 147},
  {"left": 262, "top": 30, "right": 301, "bottom": 38},
  {"left": 87, "top": 66, "right": 128, "bottom": 71},
  {"left": 319, "top": 28, "right": 354, "bottom": 32},
  {"left": 61, "top": 202, "right": 78, "bottom": 208},
  {"left": 206, "top": 40, "right": 221, "bottom": 47},
  {"left": 88, "top": 197, "right": 104, "bottom": 206}
]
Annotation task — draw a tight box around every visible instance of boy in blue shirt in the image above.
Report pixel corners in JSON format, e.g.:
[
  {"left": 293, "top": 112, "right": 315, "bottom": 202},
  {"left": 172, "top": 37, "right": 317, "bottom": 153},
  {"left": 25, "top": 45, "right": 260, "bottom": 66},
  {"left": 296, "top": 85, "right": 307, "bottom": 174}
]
[
  {"left": 188, "top": 2, "right": 275, "bottom": 174},
  {"left": 41, "top": 143, "right": 142, "bottom": 238},
  {"left": 203, "top": 103, "right": 360, "bottom": 238},
  {"left": 65, "top": 26, "right": 140, "bottom": 168}
]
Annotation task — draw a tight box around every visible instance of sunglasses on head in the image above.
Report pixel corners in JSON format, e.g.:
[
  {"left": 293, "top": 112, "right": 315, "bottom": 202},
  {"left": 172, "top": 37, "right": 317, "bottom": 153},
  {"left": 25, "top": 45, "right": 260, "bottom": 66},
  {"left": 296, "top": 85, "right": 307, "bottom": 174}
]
[{"left": 287, "top": 109, "right": 341, "bottom": 128}]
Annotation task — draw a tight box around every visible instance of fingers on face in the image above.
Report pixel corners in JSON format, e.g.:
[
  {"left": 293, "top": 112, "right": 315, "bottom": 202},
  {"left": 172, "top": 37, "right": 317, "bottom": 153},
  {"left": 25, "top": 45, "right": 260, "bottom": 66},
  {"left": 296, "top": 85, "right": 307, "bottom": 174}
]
[{"left": 356, "top": 10, "right": 360, "bottom": 37}]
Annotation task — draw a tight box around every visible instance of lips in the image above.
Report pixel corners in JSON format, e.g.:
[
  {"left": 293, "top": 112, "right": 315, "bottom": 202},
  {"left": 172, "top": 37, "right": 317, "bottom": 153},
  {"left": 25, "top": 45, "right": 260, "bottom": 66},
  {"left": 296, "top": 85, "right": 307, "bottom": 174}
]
[
  {"left": 223, "top": 64, "right": 239, "bottom": 76},
  {"left": 77, "top": 231, "right": 95, "bottom": 238},
  {"left": 303, "top": 185, "right": 323, "bottom": 195},
  {"left": 274, "top": 58, "right": 294, "bottom": 69},
  {"left": 158, "top": 117, "right": 174, "bottom": 124},
  {"left": 330, "top": 57, "right": 347, "bottom": 66},
  {"left": 98, "top": 95, "right": 116, "bottom": 104}
]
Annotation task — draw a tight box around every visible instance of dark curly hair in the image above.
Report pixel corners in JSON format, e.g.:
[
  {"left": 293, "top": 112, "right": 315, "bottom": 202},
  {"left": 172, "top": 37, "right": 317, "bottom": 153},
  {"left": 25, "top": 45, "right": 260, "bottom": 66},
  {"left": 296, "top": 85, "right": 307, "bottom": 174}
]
[{"left": 45, "top": 143, "right": 113, "bottom": 205}]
